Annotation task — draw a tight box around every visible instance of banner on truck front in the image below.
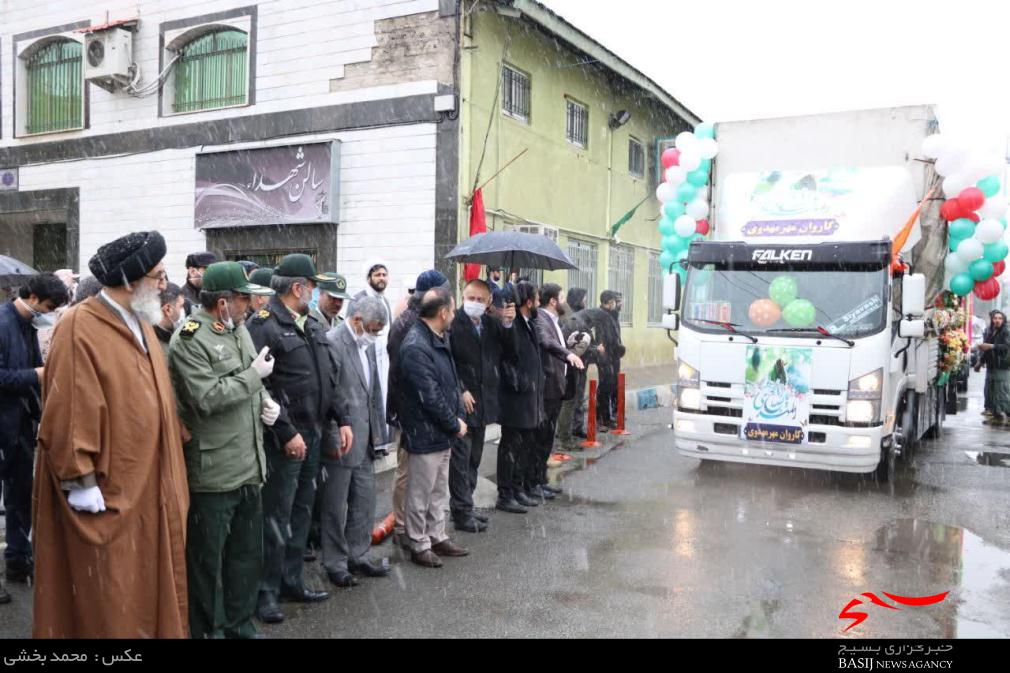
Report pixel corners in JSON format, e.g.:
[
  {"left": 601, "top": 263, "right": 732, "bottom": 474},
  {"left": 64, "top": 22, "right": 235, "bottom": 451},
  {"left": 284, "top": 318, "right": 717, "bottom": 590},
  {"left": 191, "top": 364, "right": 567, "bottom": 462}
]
[{"left": 742, "top": 345, "right": 812, "bottom": 444}]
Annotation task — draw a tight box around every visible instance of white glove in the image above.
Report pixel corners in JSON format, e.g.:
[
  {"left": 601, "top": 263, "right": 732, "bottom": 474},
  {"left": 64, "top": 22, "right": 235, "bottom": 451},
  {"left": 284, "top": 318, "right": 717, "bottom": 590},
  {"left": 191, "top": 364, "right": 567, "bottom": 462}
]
[
  {"left": 67, "top": 486, "right": 106, "bottom": 513},
  {"left": 261, "top": 397, "right": 280, "bottom": 426},
  {"left": 250, "top": 346, "right": 275, "bottom": 379}
]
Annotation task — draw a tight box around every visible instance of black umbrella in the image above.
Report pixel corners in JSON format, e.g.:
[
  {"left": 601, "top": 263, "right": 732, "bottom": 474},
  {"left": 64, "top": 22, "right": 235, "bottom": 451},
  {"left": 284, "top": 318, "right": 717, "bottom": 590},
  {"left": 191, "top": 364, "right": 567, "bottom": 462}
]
[
  {"left": 0, "top": 255, "right": 39, "bottom": 287},
  {"left": 444, "top": 231, "right": 577, "bottom": 271}
]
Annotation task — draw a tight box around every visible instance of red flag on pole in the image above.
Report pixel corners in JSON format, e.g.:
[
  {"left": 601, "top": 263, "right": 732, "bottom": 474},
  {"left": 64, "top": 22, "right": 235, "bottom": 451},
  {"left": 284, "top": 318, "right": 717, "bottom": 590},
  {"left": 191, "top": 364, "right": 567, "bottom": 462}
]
[{"left": 465, "top": 188, "right": 487, "bottom": 282}]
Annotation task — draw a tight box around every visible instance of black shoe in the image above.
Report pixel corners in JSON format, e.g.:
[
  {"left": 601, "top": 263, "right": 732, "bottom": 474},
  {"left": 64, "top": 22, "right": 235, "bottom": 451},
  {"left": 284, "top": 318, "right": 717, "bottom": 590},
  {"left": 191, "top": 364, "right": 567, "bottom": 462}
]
[
  {"left": 4, "top": 559, "right": 33, "bottom": 584},
  {"left": 256, "top": 593, "right": 284, "bottom": 624},
  {"left": 495, "top": 498, "right": 528, "bottom": 514},
  {"left": 473, "top": 512, "right": 490, "bottom": 523},
  {"left": 327, "top": 570, "right": 359, "bottom": 588},
  {"left": 542, "top": 484, "right": 563, "bottom": 495},
  {"left": 453, "top": 517, "right": 488, "bottom": 533},
  {"left": 279, "top": 586, "right": 330, "bottom": 603},
  {"left": 349, "top": 559, "right": 390, "bottom": 577},
  {"left": 514, "top": 491, "right": 539, "bottom": 507},
  {"left": 528, "top": 485, "right": 555, "bottom": 501},
  {"left": 303, "top": 550, "right": 317, "bottom": 563},
  {"left": 572, "top": 431, "right": 588, "bottom": 439}
]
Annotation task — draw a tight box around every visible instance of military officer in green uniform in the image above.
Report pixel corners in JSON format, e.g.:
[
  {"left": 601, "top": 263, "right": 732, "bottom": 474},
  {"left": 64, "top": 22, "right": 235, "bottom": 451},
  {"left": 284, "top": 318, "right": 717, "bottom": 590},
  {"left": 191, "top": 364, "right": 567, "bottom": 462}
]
[
  {"left": 311, "top": 272, "right": 351, "bottom": 330},
  {"left": 169, "top": 261, "right": 278, "bottom": 639}
]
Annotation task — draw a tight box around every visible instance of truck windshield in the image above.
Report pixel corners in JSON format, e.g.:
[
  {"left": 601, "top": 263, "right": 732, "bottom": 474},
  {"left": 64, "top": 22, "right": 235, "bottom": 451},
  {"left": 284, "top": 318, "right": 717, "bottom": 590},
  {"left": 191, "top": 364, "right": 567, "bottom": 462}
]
[{"left": 682, "top": 264, "right": 889, "bottom": 339}]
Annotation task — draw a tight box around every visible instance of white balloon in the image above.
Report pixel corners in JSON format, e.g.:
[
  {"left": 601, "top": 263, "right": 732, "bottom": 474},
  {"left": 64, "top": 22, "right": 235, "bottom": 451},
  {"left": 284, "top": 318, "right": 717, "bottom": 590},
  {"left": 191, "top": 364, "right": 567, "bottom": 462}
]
[
  {"left": 935, "top": 153, "right": 966, "bottom": 178},
  {"left": 921, "top": 134, "right": 946, "bottom": 158},
  {"left": 956, "top": 237, "right": 984, "bottom": 264},
  {"left": 696, "top": 137, "right": 719, "bottom": 160},
  {"left": 686, "top": 199, "right": 709, "bottom": 220},
  {"left": 695, "top": 185, "right": 710, "bottom": 202},
  {"left": 942, "top": 174, "right": 971, "bottom": 199},
  {"left": 980, "top": 197, "right": 1009, "bottom": 219},
  {"left": 678, "top": 149, "right": 702, "bottom": 172},
  {"left": 656, "top": 182, "right": 676, "bottom": 203},
  {"left": 945, "top": 251, "right": 967, "bottom": 275},
  {"left": 674, "top": 214, "right": 697, "bottom": 238},
  {"left": 664, "top": 165, "right": 687, "bottom": 185},
  {"left": 975, "top": 218, "right": 1004, "bottom": 244},
  {"left": 674, "top": 131, "right": 697, "bottom": 152}
]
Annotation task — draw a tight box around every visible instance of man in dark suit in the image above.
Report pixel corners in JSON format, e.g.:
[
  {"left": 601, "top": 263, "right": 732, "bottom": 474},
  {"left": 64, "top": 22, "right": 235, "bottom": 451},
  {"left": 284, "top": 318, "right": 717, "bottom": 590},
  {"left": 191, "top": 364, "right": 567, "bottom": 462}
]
[
  {"left": 320, "top": 295, "right": 390, "bottom": 587},
  {"left": 532, "top": 284, "right": 584, "bottom": 500},
  {"left": 449, "top": 279, "right": 517, "bottom": 532}
]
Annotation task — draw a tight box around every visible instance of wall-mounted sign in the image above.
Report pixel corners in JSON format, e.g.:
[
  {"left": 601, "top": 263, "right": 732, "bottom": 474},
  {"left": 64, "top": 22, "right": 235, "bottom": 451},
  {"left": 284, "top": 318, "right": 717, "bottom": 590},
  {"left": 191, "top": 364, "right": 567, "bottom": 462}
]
[
  {"left": 0, "top": 168, "right": 18, "bottom": 191},
  {"left": 195, "top": 142, "right": 340, "bottom": 229}
]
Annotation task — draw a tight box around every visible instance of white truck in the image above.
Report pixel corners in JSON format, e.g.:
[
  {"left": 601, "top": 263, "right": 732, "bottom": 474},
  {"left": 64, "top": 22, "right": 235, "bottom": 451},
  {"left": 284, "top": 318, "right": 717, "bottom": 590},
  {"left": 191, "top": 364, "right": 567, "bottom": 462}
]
[{"left": 667, "top": 105, "right": 951, "bottom": 481}]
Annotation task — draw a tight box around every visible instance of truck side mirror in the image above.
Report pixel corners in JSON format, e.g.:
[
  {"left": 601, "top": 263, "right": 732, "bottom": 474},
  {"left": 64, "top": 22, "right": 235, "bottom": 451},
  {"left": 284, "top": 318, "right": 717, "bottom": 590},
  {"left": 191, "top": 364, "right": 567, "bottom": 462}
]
[
  {"left": 663, "top": 270, "right": 682, "bottom": 312},
  {"left": 899, "top": 319, "right": 925, "bottom": 339},
  {"left": 901, "top": 273, "right": 926, "bottom": 318},
  {"left": 661, "top": 312, "right": 680, "bottom": 331}
]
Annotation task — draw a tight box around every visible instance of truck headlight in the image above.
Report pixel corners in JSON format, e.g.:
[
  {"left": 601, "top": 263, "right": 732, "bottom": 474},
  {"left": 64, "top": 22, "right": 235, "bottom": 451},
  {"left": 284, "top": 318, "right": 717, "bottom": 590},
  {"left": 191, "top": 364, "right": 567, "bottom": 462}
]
[
  {"left": 678, "top": 360, "right": 700, "bottom": 388},
  {"left": 680, "top": 388, "right": 702, "bottom": 410},
  {"left": 848, "top": 368, "right": 882, "bottom": 400},
  {"left": 845, "top": 400, "right": 879, "bottom": 424}
]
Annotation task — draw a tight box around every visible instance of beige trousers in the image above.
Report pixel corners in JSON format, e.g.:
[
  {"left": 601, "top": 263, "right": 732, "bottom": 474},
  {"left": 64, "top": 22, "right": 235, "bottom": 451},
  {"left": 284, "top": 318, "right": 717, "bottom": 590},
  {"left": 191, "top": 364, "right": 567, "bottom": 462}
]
[{"left": 404, "top": 449, "right": 451, "bottom": 553}]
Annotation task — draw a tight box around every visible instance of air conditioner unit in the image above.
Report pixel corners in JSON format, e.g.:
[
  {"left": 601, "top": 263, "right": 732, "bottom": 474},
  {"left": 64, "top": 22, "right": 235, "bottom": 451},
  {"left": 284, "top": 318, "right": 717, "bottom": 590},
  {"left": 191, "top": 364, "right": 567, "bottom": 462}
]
[
  {"left": 84, "top": 28, "right": 132, "bottom": 92},
  {"left": 509, "top": 224, "right": 559, "bottom": 243}
]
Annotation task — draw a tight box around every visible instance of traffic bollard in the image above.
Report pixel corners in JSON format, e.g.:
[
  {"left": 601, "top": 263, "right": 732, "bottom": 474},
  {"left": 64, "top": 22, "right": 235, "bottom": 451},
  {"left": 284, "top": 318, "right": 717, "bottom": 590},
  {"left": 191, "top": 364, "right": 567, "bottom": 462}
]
[
  {"left": 611, "top": 372, "right": 631, "bottom": 435},
  {"left": 581, "top": 379, "right": 602, "bottom": 448}
]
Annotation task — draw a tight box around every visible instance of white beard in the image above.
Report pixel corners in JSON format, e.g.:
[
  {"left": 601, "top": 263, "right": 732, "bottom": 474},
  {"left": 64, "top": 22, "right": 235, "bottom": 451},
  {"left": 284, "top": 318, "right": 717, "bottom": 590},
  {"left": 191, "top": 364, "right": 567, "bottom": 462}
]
[{"left": 130, "top": 283, "right": 163, "bottom": 324}]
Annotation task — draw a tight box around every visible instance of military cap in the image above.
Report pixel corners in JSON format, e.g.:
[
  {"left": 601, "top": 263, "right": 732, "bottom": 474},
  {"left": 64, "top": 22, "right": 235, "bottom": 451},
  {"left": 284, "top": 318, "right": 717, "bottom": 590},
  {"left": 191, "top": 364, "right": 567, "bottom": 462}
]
[
  {"left": 317, "top": 272, "right": 351, "bottom": 299},
  {"left": 185, "top": 251, "right": 217, "bottom": 268},
  {"left": 274, "top": 253, "right": 328, "bottom": 281},
  {"left": 249, "top": 267, "right": 274, "bottom": 287},
  {"left": 202, "top": 262, "right": 274, "bottom": 295}
]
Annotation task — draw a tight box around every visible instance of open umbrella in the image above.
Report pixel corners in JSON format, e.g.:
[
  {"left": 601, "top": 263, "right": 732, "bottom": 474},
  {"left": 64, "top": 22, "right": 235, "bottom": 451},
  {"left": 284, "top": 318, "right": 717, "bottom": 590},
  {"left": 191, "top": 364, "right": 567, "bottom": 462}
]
[
  {"left": 444, "top": 231, "right": 577, "bottom": 271},
  {"left": 0, "top": 255, "right": 39, "bottom": 287}
]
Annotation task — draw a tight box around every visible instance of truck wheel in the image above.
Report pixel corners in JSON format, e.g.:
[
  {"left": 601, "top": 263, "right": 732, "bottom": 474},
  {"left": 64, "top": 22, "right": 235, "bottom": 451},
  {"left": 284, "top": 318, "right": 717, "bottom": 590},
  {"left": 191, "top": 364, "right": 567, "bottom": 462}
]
[
  {"left": 925, "top": 388, "right": 943, "bottom": 439},
  {"left": 875, "top": 439, "right": 896, "bottom": 483}
]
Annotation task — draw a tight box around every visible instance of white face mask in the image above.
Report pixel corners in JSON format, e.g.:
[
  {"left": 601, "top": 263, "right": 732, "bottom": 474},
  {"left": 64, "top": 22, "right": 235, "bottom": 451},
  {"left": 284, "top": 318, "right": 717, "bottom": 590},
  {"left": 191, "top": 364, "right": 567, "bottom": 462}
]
[{"left": 463, "top": 300, "right": 486, "bottom": 319}]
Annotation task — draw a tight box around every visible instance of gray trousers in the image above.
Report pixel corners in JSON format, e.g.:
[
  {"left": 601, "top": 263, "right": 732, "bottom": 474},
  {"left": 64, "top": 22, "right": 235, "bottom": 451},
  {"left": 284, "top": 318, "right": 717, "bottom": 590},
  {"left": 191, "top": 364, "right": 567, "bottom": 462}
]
[
  {"left": 405, "top": 449, "right": 451, "bottom": 553},
  {"left": 321, "top": 459, "right": 376, "bottom": 573}
]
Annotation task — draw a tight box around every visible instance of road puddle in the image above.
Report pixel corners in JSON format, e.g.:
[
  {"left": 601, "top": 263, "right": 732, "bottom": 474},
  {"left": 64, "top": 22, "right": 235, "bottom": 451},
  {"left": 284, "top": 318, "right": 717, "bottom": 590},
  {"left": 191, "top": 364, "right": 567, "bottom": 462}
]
[{"left": 964, "top": 451, "right": 1010, "bottom": 468}]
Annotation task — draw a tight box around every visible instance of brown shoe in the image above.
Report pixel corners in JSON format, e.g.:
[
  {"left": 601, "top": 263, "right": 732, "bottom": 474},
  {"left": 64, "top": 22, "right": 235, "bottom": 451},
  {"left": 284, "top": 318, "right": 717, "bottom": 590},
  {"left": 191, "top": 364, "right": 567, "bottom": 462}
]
[
  {"left": 410, "top": 549, "right": 443, "bottom": 568},
  {"left": 431, "top": 539, "right": 469, "bottom": 557}
]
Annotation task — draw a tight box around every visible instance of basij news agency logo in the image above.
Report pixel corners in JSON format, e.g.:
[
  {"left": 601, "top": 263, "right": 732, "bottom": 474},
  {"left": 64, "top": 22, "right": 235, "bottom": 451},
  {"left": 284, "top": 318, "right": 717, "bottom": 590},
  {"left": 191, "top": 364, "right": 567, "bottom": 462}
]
[{"left": 838, "top": 590, "right": 950, "bottom": 633}]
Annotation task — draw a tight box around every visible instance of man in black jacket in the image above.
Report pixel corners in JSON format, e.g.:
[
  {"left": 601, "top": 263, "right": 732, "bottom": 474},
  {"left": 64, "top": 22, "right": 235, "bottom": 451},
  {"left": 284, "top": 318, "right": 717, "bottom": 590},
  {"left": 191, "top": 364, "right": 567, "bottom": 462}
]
[
  {"left": 181, "top": 251, "right": 216, "bottom": 315},
  {"left": 496, "top": 281, "right": 546, "bottom": 514},
  {"left": 449, "top": 279, "right": 517, "bottom": 532},
  {"left": 247, "top": 254, "right": 353, "bottom": 623},
  {"left": 398, "top": 287, "right": 469, "bottom": 567},
  {"left": 532, "top": 284, "right": 584, "bottom": 500},
  {"left": 152, "top": 283, "right": 184, "bottom": 366},
  {"left": 978, "top": 310, "right": 1010, "bottom": 426},
  {"left": 592, "top": 290, "right": 624, "bottom": 429},
  {"left": 557, "top": 287, "right": 598, "bottom": 445}
]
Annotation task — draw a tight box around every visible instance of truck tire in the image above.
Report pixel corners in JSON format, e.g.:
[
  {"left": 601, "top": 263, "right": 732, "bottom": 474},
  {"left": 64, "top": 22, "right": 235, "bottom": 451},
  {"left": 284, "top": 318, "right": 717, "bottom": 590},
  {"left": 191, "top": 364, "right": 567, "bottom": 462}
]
[
  {"left": 925, "top": 387, "right": 944, "bottom": 439},
  {"left": 874, "top": 440, "right": 896, "bottom": 483}
]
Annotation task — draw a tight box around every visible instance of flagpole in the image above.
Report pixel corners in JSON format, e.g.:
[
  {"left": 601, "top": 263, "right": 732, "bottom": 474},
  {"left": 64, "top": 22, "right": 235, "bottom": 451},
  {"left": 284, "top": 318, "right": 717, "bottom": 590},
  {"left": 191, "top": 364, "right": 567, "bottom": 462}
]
[{"left": 471, "top": 148, "right": 529, "bottom": 199}]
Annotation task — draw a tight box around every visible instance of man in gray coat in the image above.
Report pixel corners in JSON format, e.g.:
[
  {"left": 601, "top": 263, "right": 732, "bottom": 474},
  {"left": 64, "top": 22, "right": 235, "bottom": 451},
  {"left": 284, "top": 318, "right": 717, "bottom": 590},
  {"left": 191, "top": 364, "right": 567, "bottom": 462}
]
[{"left": 320, "top": 295, "right": 390, "bottom": 587}]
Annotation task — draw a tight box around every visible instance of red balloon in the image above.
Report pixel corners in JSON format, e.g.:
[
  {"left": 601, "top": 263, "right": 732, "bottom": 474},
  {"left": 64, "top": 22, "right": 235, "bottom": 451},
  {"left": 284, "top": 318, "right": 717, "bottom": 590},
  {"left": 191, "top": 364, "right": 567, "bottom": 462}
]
[
  {"left": 958, "top": 187, "right": 986, "bottom": 212},
  {"left": 973, "top": 277, "right": 1001, "bottom": 300},
  {"left": 661, "top": 147, "right": 681, "bottom": 169},
  {"left": 994, "top": 261, "right": 1006, "bottom": 277},
  {"left": 939, "top": 199, "right": 965, "bottom": 221},
  {"left": 695, "top": 219, "right": 710, "bottom": 235},
  {"left": 966, "top": 212, "right": 981, "bottom": 223}
]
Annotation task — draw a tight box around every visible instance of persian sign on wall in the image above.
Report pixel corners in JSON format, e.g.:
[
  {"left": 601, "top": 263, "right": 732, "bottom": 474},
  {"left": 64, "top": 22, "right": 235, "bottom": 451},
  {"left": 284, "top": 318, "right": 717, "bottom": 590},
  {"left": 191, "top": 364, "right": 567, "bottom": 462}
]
[
  {"left": 195, "top": 142, "right": 340, "bottom": 229},
  {"left": 742, "top": 345, "right": 812, "bottom": 444}
]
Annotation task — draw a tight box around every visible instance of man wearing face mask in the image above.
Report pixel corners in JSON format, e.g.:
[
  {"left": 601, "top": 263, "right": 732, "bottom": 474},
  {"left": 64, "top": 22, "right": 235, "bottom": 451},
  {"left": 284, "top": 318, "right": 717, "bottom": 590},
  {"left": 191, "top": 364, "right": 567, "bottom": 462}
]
[
  {"left": 247, "top": 254, "right": 352, "bottom": 624},
  {"left": 153, "top": 283, "right": 185, "bottom": 366},
  {"left": 0, "top": 273, "right": 70, "bottom": 600},
  {"left": 319, "top": 296, "right": 390, "bottom": 587},
  {"left": 34, "top": 231, "right": 190, "bottom": 637},
  {"left": 182, "top": 251, "right": 217, "bottom": 316},
  {"left": 353, "top": 262, "right": 394, "bottom": 454},
  {"left": 448, "top": 279, "right": 517, "bottom": 532},
  {"left": 168, "top": 262, "right": 276, "bottom": 638}
]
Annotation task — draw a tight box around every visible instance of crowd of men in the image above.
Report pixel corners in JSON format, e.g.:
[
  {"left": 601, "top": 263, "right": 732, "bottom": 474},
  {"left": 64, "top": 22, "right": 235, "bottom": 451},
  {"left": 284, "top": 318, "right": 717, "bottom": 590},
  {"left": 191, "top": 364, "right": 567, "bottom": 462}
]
[{"left": 0, "top": 230, "right": 627, "bottom": 638}]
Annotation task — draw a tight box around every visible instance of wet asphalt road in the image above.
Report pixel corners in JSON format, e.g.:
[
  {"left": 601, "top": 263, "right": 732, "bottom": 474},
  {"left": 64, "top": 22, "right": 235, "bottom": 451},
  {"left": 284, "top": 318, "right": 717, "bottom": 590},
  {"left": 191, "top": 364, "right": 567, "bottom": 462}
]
[{"left": 1, "top": 380, "right": 1008, "bottom": 639}]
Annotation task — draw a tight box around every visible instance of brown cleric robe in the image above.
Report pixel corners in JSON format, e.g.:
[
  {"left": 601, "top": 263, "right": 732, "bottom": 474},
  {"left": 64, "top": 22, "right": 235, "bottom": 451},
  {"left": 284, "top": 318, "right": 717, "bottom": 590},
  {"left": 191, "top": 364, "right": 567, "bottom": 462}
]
[{"left": 32, "top": 295, "right": 190, "bottom": 638}]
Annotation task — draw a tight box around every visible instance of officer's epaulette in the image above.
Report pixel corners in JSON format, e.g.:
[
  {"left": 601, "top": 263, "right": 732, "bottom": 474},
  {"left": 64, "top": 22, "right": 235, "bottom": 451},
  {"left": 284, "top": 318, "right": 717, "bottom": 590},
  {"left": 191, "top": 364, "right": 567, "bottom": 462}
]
[
  {"left": 253, "top": 308, "right": 271, "bottom": 322},
  {"left": 180, "top": 319, "right": 202, "bottom": 339}
]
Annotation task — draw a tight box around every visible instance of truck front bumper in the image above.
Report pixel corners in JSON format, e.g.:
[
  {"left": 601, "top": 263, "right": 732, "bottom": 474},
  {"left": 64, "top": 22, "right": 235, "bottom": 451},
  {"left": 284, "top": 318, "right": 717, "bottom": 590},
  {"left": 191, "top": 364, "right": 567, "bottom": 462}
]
[{"left": 673, "top": 411, "right": 884, "bottom": 473}]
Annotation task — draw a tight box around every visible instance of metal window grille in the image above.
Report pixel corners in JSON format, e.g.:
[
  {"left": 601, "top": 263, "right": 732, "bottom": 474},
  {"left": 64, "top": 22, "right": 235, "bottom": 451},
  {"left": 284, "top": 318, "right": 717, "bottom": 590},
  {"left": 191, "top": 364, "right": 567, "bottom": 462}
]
[
  {"left": 608, "top": 244, "right": 635, "bottom": 326},
  {"left": 501, "top": 65, "right": 530, "bottom": 121},
  {"left": 565, "top": 99, "right": 588, "bottom": 148},
  {"left": 566, "top": 239, "right": 597, "bottom": 306},
  {"left": 173, "top": 29, "right": 248, "bottom": 114},
  {"left": 25, "top": 40, "right": 83, "bottom": 135},
  {"left": 629, "top": 138, "right": 645, "bottom": 178},
  {"left": 648, "top": 251, "right": 663, "bottom": 324}
]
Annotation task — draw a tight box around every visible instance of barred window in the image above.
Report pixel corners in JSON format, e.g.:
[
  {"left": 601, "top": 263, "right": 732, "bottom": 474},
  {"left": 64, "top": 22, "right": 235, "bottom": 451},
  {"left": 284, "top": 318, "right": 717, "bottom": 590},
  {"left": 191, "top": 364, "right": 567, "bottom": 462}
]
[
  {"left": 501, "top": 65, "right": 530, "bottom": 122},
  {"left": 567, "top": 239, "right": 598, "bottom": 306},
  {"left": 566, "top": 98, "right": 588, "bottom": 148},
  {"left": 648, "top": 251, "right": 663, "bottom": 325},
  {"left": 608, "top": 244, "right": 635, "bottom": 327},
  {"left": 24, "top": 39, "right": 83, "bottom": 135},
  {"left": 173, "top": 29, "right": 248, "bottom": 114},
  {"left": 629, "top": 137, "right": 645, "bottom": 178}
]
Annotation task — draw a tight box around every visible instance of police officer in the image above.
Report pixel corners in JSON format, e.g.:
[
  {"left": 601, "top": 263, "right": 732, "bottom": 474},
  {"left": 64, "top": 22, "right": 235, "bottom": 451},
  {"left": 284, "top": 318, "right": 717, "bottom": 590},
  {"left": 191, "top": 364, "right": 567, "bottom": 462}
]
[
  {"left": 247, "top": 254, "right": 353, "bottom": 624},
  {"left": 169, "top": 262, "right": 278, "bottom": 639},
  {"left": 247, "top": 268, "right": 274, "bottom": 320}
]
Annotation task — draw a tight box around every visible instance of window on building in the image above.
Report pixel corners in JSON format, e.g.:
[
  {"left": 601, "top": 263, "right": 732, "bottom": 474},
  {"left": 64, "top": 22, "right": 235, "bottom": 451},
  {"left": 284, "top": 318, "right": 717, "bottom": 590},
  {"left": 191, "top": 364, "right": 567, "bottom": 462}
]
[
  {"left": 565, "top": 98, "right": 588, "bottom": 148},
  {"left": 608, "top": 244, "right": 635, "bottom": 326},
  {"left": 648, "top": 251, "right": 663, "bottom": 325},
  {"left": 629, "top": 137, "right": 645, "bottom": 178},
  {"left": 567, "top": 239, "right": 598, "bottom": 307},
  {"left": 501, "top": 64, "right": 530, "bottom": 122},
  {"left": 172, "top": 29, "right": 248, "bottom": 114},
  {"left": 24, "top": 39, "right": 83, "bottom": 135}
]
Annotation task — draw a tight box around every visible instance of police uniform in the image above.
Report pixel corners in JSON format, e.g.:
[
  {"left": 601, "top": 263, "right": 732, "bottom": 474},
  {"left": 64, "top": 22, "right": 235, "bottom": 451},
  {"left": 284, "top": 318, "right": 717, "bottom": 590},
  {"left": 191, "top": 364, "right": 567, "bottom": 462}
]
[
  {"left": 246, "top": 256, "right": 348, "bottom": 614},
  {"left": 169, "top": 263, "right": 273, "bottom": 639}
]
